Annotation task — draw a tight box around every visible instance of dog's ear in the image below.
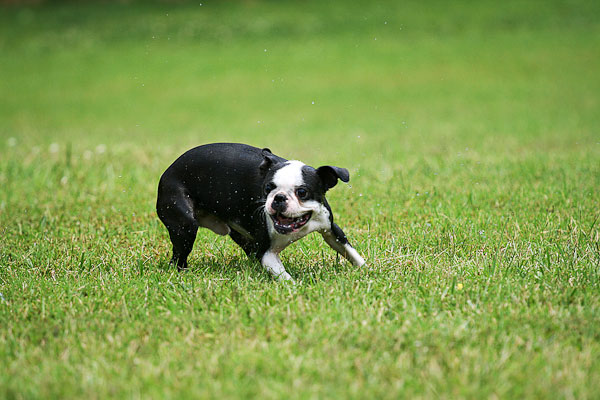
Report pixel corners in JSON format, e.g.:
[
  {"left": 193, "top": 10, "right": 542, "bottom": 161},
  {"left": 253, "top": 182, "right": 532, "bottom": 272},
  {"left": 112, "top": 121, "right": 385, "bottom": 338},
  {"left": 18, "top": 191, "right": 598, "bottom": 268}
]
[
  {"left": 260, "top": 148, "right": 280, "bottom": 172},
  {"left": 317, "top": 165, "right": 350, "bottom": 190}
]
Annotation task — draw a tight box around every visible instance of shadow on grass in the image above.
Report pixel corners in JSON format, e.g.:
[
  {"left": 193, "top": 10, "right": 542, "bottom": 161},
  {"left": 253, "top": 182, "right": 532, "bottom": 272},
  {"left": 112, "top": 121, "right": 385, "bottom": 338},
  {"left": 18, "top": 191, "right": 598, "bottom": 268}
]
[
  {"left": 148, "top": 252, "right": 273, "bottom": 283},
  {"left": 147, "top": 250, "right": 352, "bottom": 284}
]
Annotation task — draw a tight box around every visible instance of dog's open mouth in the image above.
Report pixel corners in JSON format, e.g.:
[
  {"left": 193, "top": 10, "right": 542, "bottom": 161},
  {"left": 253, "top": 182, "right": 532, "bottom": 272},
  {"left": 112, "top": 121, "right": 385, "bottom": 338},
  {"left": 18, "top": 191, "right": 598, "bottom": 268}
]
[{"left": 270, "top": 212, "right": 311, "bottom": 234}]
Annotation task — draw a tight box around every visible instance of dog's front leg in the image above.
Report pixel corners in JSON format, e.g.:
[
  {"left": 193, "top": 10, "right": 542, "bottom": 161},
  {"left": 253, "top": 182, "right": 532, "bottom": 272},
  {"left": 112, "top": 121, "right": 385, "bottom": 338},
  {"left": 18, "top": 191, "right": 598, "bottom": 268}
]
[
  {"left": 261, "top": 251, "right": 294, "bottom": 281},
  {"left": 322, "top": 223, "right": 365, "bottom": 267}
]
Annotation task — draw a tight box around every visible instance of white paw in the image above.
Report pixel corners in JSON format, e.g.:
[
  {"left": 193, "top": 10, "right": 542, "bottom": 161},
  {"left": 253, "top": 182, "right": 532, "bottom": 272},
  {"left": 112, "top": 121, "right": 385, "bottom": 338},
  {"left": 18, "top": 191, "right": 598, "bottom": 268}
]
[{"left": 276, "top": 271, "right": 294, "bottom": 282}]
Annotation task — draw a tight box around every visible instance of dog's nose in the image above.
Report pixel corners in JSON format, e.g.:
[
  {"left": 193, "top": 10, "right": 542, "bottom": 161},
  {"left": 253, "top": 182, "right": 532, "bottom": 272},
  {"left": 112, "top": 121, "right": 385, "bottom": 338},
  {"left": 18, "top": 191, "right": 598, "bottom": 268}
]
[
  {"left": 274, "top": 194, "right": 287, "bottom": 204},
  {"left": 272, "top": 194, "right": 287, "bottom": 212}
]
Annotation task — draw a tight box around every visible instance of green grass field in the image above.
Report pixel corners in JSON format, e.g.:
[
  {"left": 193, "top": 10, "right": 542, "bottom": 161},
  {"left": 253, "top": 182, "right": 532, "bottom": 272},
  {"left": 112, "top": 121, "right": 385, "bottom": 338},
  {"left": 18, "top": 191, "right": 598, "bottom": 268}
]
[{"left": 1, "top": 0, "right": 599, "bottom": 398}]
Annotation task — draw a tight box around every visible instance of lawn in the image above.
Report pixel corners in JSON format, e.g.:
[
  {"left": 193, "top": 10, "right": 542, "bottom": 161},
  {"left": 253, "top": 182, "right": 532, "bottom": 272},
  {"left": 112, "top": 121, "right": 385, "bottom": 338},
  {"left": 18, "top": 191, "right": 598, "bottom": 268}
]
[{"left": 1, "top": 0, "right": 599, "bottom": 398}]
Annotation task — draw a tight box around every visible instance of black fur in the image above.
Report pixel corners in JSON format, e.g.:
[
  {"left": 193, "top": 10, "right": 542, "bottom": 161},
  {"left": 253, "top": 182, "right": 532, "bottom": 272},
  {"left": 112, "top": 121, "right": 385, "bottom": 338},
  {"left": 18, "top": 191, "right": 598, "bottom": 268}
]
[{"left": 156, "top": 142, "right": 359, "bottom": 273}]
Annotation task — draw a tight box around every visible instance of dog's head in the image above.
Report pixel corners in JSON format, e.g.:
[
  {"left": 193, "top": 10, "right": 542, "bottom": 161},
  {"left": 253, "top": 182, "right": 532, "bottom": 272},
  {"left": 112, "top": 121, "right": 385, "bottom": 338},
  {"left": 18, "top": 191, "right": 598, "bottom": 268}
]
[{"left": 260, "top": 148, "right": 349, "bottom": 235}]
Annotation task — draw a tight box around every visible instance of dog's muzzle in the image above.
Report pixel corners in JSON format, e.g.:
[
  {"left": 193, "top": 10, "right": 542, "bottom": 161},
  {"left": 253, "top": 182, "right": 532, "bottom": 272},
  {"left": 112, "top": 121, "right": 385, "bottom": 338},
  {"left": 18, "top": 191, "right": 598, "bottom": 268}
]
[{"left": 270, "top": 212, "right": 312, "bottom": 234}]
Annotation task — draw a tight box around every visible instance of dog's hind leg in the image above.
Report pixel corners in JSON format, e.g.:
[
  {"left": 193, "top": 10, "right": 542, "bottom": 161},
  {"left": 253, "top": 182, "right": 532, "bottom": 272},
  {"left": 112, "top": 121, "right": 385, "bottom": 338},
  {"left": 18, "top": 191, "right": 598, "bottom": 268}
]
[
  {"left": 321, "top": 223, "right": 365, "bottom": 267},
  {"left": 167, "top": 219, "right": 199, "bottom": 271},
  {"left": 157, "top": 186, "right": 199, "bottom": 270}
]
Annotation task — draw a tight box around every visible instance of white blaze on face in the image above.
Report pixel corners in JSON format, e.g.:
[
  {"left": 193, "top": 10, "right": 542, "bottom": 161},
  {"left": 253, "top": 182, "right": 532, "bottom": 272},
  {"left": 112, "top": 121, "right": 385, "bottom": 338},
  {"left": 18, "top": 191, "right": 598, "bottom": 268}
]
[
  {"left": 266, "top": 160, "right": 306, "bottom": 217},
  {"left": 273, "top": 160, "right": 304, "bottom": 190}
]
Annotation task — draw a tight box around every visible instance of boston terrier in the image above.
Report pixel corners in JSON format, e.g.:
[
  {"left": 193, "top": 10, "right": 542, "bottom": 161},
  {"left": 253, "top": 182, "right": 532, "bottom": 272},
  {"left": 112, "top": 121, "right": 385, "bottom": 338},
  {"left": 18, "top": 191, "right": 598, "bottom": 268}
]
[{"left": 156, "top": 143, "right": 365, "bottom": 281}]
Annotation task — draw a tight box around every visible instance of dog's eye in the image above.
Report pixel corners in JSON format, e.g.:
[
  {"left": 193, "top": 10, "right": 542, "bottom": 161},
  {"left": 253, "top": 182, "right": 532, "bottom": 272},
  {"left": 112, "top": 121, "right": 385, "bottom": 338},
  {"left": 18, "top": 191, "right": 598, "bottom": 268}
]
[
  {"left": 296, "top": 188, "right": 309, "bottom": 200},
  {"left": 264, "top": 183, "right": 275, "bottom": 195}
]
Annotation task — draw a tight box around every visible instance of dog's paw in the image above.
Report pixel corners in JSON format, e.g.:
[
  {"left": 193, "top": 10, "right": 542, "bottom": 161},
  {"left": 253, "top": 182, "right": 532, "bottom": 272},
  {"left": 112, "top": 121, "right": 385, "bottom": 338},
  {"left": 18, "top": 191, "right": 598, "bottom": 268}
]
[{"left": 276, "top": 271, "right": 294, "bottom": 283}]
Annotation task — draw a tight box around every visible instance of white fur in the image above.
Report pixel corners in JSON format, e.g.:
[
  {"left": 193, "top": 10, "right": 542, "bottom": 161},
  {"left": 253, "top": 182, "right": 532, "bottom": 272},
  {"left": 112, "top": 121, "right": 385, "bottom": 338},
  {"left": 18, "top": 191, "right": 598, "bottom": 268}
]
[
  {"left": 321, "top": 230, "right": 366, "bottom": 267},
  {"left": 265, "top": 160, "right": 307, "bottom": 217},
  {"left": 272, "top": 160, "right": 305, "bottom": 189},
  {"left": 261, "top": 251, "right": 293, "bottom": 281},
  {"left": 343, "top": 243, "right": 366, "bottom": 267}
]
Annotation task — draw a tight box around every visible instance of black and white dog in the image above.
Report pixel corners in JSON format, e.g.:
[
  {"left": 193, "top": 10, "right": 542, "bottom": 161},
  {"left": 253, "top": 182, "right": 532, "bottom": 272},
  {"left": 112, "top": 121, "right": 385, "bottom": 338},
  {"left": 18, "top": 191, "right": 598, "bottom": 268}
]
[{"left": 156, "top": 143, "right": 365, "bottom": 281}]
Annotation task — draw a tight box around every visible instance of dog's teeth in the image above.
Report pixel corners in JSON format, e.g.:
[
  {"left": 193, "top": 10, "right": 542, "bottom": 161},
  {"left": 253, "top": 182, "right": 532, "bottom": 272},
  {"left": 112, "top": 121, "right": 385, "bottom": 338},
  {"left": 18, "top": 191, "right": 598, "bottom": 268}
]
[{"left": 272, "top": 212, "right": 311, "bottom": 233}]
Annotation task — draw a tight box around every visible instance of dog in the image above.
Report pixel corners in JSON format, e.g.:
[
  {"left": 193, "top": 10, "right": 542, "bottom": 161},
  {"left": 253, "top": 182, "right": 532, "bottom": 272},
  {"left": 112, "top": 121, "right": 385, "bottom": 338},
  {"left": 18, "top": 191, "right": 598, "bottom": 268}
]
[{"left": 156, "top": 143, "right": 365, "bottom": 281}]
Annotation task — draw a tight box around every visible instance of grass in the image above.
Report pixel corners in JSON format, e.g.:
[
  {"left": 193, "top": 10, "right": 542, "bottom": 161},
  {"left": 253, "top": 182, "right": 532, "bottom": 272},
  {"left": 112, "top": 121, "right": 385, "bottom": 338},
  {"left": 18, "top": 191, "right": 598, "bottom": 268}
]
[{"left": 1, "top": 0, "right": 599, "bottom": 398}]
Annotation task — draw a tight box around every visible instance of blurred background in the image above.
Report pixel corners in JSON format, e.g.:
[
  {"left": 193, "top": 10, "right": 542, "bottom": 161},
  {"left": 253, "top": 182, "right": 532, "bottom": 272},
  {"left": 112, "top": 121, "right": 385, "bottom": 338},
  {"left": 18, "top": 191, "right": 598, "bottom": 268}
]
[
  {"left": 1, "top": 0, "right": 598, "bottom": 231},
  {"left": 2, "top": 0, "right": 598, "bottom": 161}
]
